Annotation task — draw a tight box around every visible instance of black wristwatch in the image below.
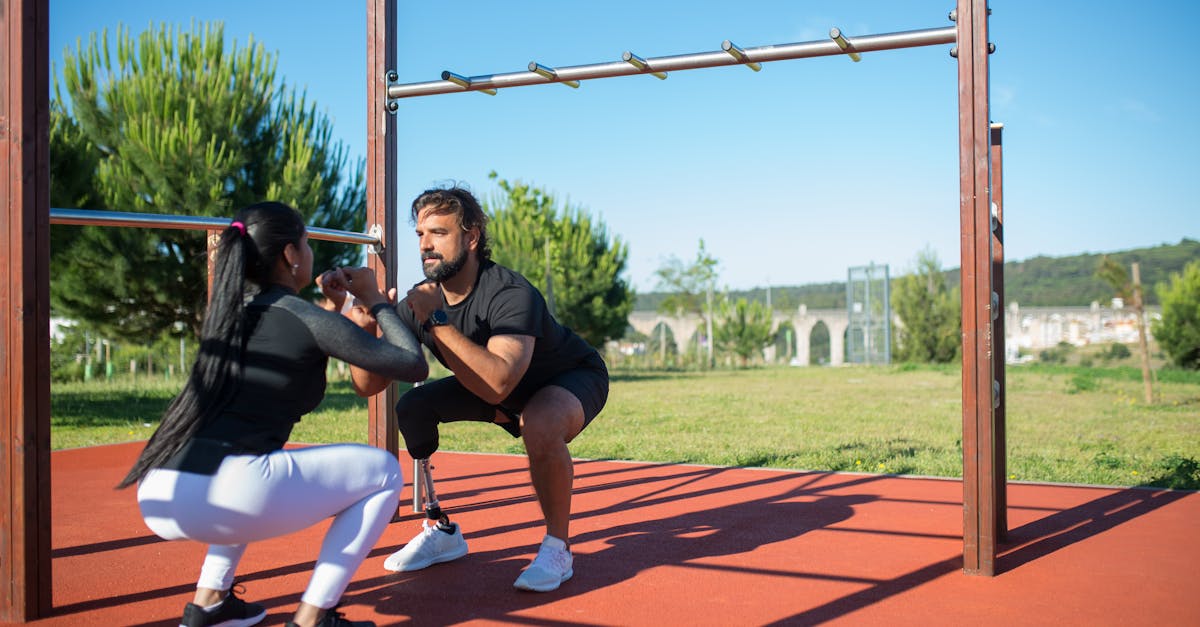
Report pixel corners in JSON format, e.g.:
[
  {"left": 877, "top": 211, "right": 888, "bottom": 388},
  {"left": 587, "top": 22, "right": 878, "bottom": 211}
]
[{"left": 422, "top": 309, "right": 449, "bottom": 332}]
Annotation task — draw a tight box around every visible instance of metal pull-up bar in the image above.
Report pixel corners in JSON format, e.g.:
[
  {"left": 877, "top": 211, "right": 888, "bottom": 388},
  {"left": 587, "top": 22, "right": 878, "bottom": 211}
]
[
  {"left": 49, "top": 208, "right": 383, "bottom": 248},
  {"left": 385, "top": 25, "right": 956, "bottom": 101}
]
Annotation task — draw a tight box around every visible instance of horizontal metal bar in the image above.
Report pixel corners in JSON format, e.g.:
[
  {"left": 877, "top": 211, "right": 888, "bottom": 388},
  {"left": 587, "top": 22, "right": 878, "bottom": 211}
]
[
  {"left": 388, "top": 26, "right": 955, "bottom": 98},
  {"left": 49, "top": 208, "right": 381, "bottom": 247}
]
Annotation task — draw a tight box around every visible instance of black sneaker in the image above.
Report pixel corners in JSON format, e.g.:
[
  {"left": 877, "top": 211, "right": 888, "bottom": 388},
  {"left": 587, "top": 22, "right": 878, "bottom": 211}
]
[
  {"left": 179, "top": 585, "right": 266, "bottom": 627},
  {"left": 285, "top": 606, "right": 375, "bottom": 627}
]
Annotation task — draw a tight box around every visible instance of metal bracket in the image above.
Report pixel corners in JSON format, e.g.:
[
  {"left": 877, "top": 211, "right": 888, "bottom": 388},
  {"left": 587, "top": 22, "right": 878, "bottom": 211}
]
[
  {"left": 367, "top": 223, "right": 385, "bottom": 255},
  {"left": 385, "top": 70, "right": 400, "bottom": 113}
]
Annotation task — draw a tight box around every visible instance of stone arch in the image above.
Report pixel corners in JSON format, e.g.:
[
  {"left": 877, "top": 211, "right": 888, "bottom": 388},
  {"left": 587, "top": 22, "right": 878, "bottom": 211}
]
[{"left": 809, "top": 320, "right": 831, "bottom": 365}]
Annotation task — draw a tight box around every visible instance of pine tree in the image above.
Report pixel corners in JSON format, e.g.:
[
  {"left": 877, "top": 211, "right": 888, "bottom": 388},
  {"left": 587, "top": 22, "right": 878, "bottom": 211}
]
[
  {"left": 50, "top": 22, "right": 365, "bottom": 339},
  {"left": 714, "top": 297, "right": 775, "bottom": 367},
  {"left": 892, "top": 247, "right": 961, "bottom": 363}
]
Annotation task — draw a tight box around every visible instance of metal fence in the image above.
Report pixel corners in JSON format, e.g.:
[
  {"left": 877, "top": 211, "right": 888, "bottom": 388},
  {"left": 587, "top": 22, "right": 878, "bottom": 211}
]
[{"left": 846, "top": 263, "right": 891, "bottom": 365}]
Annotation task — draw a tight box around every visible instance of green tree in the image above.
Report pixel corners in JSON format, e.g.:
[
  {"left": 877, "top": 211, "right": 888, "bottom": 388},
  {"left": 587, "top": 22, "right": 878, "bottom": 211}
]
[
  {"left": 654, "top": 240, "right": 718, "bottom": 317},
  {"left": 1152, "top": 260, "right": 1200, "bottom": 370},
  {"left": 1097, "top": 255, "right": 1155, "bottom": 400},
  {"left": 485, "top": 173, "right": 634, "bottom": 348},
  {"left": 654, "top": 240, "right": 719, "bottom": 366},
  {"left": 50, "top": 22, "right": 365, "bottom": 339},
  {"left": 773, "top": 320, "right": 796, "bottom": 364},
  {"left": 714, "top": 296, "right": 775, "bottom": 367},
  {"left": 892, "top": 247, "right": 960, "bottom": 363}
]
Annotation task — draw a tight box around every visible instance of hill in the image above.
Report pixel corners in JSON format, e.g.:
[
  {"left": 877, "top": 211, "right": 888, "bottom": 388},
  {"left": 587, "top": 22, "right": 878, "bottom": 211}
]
[{"left": 633, "top": 238, "right": 1200, "bottom": 311}]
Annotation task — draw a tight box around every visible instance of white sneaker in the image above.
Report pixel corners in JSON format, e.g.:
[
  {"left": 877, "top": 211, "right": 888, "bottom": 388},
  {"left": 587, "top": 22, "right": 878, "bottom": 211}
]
[
  {"left": 383, "top": 520, "right": 468, "bottom": 572},
  {"left": 513, "top": 535, "right": 573, "bottom": 592}
]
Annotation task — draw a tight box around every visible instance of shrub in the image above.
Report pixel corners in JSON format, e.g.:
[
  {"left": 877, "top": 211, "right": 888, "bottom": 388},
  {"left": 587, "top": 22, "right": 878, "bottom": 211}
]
[
  {"left": 1148, "top": 455, "right": 1200, "bottom": 490},
  {"left": 1039, "top": 342, "right": 1074, "bottom": 364},
  {"left": 1102, "top": 342, "right": 1132, "bottom": 360}
]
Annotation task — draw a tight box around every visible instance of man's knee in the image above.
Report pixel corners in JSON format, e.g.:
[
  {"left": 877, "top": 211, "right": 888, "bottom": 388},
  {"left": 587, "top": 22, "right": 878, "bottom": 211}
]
[
  {"left": 520, "top": 392, "right": 584, "bottom": 452},
  {"left": 395, "top": 387, "right": 440, "bottom": 459}
]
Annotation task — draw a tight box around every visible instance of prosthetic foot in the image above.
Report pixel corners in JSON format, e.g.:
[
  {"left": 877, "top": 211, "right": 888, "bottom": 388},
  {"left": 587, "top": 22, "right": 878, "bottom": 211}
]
[{"left": 383, "top": 458, "right": 468, "bottom": 572}]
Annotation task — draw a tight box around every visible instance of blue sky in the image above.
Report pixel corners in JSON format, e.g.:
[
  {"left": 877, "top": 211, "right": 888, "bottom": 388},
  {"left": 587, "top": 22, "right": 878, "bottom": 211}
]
[{"left": 49, "top": 1, "right": 1200, "bottom": 293}]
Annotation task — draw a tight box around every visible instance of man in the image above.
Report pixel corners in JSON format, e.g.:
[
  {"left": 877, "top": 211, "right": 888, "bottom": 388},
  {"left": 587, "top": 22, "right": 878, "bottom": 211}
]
[{"left": 349, "top": 185, "right": 609, "bottom": 592}]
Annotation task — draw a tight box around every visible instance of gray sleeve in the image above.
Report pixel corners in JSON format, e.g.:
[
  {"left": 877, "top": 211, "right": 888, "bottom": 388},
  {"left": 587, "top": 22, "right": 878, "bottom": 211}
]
[{"left": 278, "top": 297, "right": 426, "bottom": 382}]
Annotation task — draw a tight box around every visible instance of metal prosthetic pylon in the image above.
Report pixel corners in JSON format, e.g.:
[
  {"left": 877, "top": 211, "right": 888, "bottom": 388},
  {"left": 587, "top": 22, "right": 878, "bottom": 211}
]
[{"left": 414, "top": 457, "right": 455, "bottom": 531}]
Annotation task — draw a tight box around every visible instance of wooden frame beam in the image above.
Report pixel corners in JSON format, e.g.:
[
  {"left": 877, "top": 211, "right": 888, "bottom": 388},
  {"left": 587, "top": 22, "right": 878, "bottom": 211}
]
[
  {"left": 0, "top": 5, "right": 1005, "bottom": 620},
  {"left": 1, "top": 0, "right": 53, "bottom": 619},
  {"left": 366, "top": 0, "right": 400, "bottom": 459},
  {"left": 956, "top": 0, "right": 1000, "bottom": 576}
]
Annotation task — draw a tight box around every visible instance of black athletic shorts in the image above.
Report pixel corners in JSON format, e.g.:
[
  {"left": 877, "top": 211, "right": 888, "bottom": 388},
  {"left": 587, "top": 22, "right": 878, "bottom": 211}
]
[{"left": 409, "top": 352, "right": 608, "bottom": 435}]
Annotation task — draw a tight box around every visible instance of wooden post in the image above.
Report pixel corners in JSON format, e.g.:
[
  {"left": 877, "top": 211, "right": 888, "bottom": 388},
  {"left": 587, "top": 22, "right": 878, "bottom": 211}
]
[
  {"left": 956, "top": 0, "right": 997, "bottom": 576},
  {"left": 1, "top": 0, "right": 53, "bottom": 619},
  {"left": 1131, "top": 263, "right": 1154, "bottom": 404},
  {"left": 366, "top": 0, "right": 400, "bottom": 458}
]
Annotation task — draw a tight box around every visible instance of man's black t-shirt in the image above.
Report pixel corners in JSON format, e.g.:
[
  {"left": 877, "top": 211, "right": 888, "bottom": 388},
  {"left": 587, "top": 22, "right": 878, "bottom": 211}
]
[{"left": 398, "top": 261, "right": 600, "bottom": 407}]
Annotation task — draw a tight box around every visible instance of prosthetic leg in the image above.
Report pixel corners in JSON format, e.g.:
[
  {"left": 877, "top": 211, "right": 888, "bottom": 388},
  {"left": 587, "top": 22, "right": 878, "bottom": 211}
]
[
  {"left": 408, "top": 403, "right": 520, "bottom": 520},
  {"left": 385, "top": 383, "right": 510, "bottom": 571},
  {"left": 412, "top": 457, "right": 455, "bottom": 532}
]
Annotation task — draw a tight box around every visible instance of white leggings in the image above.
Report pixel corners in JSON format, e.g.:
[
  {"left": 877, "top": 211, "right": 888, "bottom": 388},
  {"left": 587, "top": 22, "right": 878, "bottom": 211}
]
[{"left": 137, "top": 443, "right": 401, "bottom": 610}]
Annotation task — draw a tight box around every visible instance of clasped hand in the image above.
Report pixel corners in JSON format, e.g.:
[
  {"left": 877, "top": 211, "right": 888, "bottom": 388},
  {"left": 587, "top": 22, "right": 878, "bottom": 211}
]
[
  {"left": 405, "top": 282, "right": 443, "bottom": 324},
  {"left": 317, "top": 267, "right": 398, "bottom": 330}
]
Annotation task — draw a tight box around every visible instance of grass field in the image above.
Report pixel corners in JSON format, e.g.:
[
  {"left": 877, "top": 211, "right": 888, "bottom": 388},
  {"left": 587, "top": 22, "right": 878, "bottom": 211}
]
[{"left": 50, "top": 363, "right": 1200, "bottom": 489}]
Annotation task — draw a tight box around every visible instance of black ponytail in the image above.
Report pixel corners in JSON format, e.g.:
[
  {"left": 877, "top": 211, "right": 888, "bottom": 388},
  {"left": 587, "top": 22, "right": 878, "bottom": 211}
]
[{"left": 118, "top": 202, "right": 305, "bottom": 488}]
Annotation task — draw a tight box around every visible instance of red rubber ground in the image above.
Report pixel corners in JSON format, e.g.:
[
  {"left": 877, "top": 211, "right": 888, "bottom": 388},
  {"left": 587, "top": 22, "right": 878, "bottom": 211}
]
[{"left": 4, "top": 442, "right": 1197, "bottom": 626}]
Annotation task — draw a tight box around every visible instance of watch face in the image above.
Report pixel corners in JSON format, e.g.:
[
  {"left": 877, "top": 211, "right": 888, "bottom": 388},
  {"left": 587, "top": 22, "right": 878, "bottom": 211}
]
[{"left": 431, "top": 309, "right": 449, "bottom": 325}]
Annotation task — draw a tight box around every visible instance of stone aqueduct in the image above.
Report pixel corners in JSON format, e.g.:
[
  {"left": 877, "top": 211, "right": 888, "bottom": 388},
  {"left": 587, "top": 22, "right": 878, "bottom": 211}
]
[
  {"left": 628, "top": 307, "right": 850, "bottom": 366},
  {"left": 627, "top": 303, "right": 1158, "bottom": 366}
]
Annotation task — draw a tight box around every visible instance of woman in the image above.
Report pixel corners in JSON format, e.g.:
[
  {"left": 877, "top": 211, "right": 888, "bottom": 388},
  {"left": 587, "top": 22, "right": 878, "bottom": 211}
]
[{"left": 119, "top": 202, "right": 427, "bottom": 627}]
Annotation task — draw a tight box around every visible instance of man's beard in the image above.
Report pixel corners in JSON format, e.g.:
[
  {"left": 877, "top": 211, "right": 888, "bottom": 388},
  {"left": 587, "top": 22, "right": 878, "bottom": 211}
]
[{"left": 423, "top": 248, "right": 468, "bottom": 282}]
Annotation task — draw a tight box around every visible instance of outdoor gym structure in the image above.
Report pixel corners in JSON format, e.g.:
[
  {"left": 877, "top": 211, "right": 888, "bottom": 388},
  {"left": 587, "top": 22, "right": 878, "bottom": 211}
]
[{"left": 1, "top": 0, "right": 1001, "bottom": 620}]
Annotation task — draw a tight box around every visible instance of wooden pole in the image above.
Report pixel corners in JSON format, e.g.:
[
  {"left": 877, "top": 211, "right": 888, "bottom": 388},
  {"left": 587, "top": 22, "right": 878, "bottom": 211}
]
[
  {"left": 956, "top": 0, "right": 997, "bottom": 576},
  {"left": 1131, "top": 263, "right": 1154, "bottom": 404},
  {"left": 366, "top": 0, "right": 400, "bottom": 459},
  {"left": 1, "top": 0, "right": 53, "bottom": 619}
]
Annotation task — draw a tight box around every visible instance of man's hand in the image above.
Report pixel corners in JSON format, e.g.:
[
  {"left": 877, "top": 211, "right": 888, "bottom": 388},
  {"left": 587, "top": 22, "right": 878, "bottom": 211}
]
[
  {"left": 346, "top": 299, "right": 377, "bottom": 334},
  {"left": 406, "top": 282, "right": 442, "bottom": 323}
]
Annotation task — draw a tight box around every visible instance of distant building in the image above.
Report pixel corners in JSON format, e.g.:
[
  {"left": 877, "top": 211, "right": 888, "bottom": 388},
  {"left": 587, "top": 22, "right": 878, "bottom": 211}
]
[{"left": 1004, "top": 301, "right": 1158, "bottom": 362}]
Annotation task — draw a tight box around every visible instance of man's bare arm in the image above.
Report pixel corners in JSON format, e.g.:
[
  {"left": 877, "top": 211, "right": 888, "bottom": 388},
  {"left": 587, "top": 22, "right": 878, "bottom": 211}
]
[{"left": 427, "top": 326, "right": 534, "bottom": 405}]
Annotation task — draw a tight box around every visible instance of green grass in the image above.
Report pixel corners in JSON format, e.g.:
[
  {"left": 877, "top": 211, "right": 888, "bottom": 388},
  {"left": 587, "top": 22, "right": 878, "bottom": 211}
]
[{"left": 50, "top": 364, "right": 1200, "bottom": 489}]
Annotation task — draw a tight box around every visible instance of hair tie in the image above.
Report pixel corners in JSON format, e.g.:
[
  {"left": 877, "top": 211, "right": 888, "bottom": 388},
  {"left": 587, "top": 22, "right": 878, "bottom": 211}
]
[{"left": 230, "top": 221, "right": 246, "bottom": 236}]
